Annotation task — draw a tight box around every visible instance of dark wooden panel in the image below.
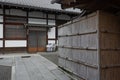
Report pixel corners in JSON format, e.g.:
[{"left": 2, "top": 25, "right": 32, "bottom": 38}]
[
  {"left": 5, "top": 25, "right": 26, "bottom": 39},
  {"left": 5, "top": 38, "right": 26, "bottom": 40},
  {"left": 4, "top": 47, "right": 26, "bottom": 53},
  {"left": 28, "top": 48, "right": 37, "bottom": 53},
  {"left": 5, "top": 16, "right": 27, "bottom": 24},
  {"left": 38, "top": 31, "right": 46, "bottom": 48}
]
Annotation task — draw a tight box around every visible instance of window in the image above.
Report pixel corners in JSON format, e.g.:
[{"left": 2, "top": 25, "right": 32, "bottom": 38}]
[{"left": 29, "top": 18, "right": 46, "bottom": 24}]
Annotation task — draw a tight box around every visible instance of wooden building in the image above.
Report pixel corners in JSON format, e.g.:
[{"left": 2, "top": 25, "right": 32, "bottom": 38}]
[
  {"left": 0, "top": 0, "right": 79, "bottom": 53},
  {"left": 52, "top": 0, "right": 120, "bottom": 80}
]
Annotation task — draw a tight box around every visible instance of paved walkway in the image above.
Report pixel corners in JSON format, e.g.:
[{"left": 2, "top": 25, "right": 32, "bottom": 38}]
[{"left": 0, "top": 54, "right": 74, "bottom": 80}]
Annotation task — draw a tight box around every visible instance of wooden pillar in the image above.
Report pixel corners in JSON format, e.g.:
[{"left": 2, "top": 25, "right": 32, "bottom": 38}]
[
  {"left": 3, "top": 6, "right": 5, "bottom": 54},
  {"left": 26, "top": 10, "right": 29, "bottom": 52},
  {"left": 55, "top": 14, "right": 58, "bottom": 44},
  {"left": 46, "top": 13, "right": 48, "bottom": 25},
  {"left": 46, "top": 13, "right": 48, "bottom": 46}
]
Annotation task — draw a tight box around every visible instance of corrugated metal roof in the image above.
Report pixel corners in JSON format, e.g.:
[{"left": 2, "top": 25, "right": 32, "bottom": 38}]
[{"left": 0, "top": 0, "right": 80, "bottom": 14}]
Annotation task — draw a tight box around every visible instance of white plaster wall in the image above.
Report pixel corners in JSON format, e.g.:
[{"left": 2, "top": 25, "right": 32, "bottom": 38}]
[
  {"left": 5, "top": 40, "right": 26, "bottom": 47},
  {"left": 0, "top": 24, "right": 3, "bottom": 38},
  {"left": 0, "top": 40, "right": 3, "bottom": 47}
]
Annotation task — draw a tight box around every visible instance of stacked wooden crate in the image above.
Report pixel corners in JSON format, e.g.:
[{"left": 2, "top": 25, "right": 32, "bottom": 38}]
[{"left": 58, "top": 11, "right": 120, "bottom": 80}]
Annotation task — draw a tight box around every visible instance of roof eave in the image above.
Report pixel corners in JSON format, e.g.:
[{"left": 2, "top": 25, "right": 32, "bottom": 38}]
[{"left": 0, "top": 1, "right": 80, "bottom": 15}]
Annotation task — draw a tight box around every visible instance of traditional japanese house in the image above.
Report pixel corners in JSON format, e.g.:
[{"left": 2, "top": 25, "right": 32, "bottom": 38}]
[{"left": 0, "top": 0, "right": 79, "bottom": 53}]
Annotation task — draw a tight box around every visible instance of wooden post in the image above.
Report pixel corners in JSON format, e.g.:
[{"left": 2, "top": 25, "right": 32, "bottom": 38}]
[
  {"left": 55, "top": 14, "right": 58, "bottom": 44},
  {"left": 46, "top": 13, "right": 48, "bottom": 52},
  {"left": 26, "top": 10, "right": 29, "bottom": 52},
  {"left": 3, "top": 5, "right": 5, "bottom": 54}
]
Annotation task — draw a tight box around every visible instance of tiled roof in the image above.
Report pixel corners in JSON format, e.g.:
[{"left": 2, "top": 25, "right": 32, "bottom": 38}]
[{"left": 0, "top": 0, "right": 80, "bottom": 14}]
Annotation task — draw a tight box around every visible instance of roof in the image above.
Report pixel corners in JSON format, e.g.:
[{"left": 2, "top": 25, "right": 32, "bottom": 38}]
[
  {"left": 52, "top": 0, "right": 120, "bottom": 15},
  {"left": 0, "top": 0, "right": 80, "bottom": 15}
]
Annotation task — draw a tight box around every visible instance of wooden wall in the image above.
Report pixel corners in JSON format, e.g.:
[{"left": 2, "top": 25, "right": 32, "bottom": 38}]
[
  {"left": 99, "top": 11, "right": 120, "bottom": 80},
  {"left": 58, "top": 12, "right": 99, "bottom": 80},
  {"left": 58, "top": 11, "right": 120, "bottom": 80}
]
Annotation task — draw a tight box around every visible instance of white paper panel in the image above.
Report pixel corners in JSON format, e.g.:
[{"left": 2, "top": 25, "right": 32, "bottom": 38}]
[
  {"left": 0, "top": 24, "right": 3, "bottom": 38},
  {"left": 5, "top": 40, "right": 26, "bottom": 47},
  {"left": 0, "top": 40, "right": 3, "bottom": 47}
]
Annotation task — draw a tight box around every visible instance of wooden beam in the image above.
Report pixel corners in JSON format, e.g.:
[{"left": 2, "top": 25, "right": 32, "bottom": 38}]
[
  {"left": 5, "top": 38, "right": 27, "bottom": 40},
  {"left": 5, "top": 22, "right": 25, "bottom": 25},
  {"left": 48, "top": 38, "right": 57, "bottom": 40}
]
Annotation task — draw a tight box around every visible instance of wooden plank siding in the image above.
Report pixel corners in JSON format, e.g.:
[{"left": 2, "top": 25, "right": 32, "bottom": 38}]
[{"left": 58, "top": 11, "right": 120, "bottom": 80}]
